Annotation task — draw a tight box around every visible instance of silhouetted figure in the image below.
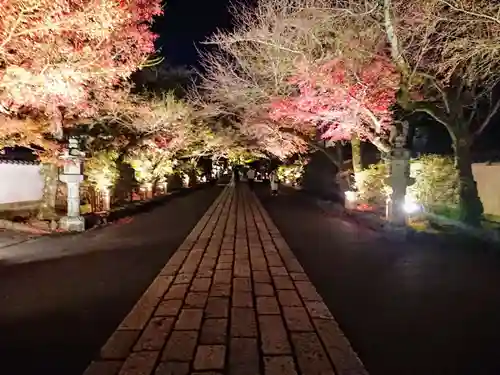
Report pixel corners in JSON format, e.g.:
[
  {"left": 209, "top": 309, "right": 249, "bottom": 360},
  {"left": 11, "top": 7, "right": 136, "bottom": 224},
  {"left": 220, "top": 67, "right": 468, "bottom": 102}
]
[
  {"left": 269, "top": 169, "right": 279, "bottom": 196},
  {"left": 233, "top": 166, "right": 240, "bottom": 184},
  {"left": 247, "top": 167, "right": 256, "bottom": 190}
]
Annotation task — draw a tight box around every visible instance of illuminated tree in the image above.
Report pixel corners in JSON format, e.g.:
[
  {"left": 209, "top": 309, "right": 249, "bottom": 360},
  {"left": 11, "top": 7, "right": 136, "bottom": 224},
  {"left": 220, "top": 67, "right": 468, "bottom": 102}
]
[
  {"left": 0, "top": 113, "right": 60, "bottom": 161},
  {"left": 84, "top": 150, "right": 120, "bottom": 210},
  {"left": 384, "top": 0, "right": 500, "bottom": 225},
  {"left": 196, "top": 0, "right": 334, "bottom": 160},
  {"left": 198, "top": 0, "right": 401, "bottom": 167},
  {"left": 126, "top": 144, "right": 174, "bottom": 197},
  {"left": 203, "top": 0, "right": 500, "bottom": 225},
  {"left": 96, "top": 91, "right": 194, "bottom": 151},
  {"left": 0, "top": 0, "right": 162, "bottom": 137},
  {"left": 195, "top": 124, "right": 266, "bottom": 161},
  {"left": 321, "top": 0, "right": 500, "bottom": 224},
  {"left": 0, "top": 0, "right": 162, "bottom": 221},
  {"left": 269, "top": 57, "right": 399, "bottom": 154}
]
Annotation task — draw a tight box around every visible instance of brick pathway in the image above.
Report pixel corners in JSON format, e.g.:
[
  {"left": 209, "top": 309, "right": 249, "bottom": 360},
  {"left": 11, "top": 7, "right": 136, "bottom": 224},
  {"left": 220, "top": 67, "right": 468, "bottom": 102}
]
[{"left": 83, "top": 185, "right": 368, "bottom": 375}]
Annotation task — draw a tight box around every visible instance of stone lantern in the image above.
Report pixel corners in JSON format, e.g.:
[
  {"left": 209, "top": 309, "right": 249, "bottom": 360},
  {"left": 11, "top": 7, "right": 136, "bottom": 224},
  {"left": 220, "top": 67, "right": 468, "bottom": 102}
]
[
  {"left": 59, "top": 136, "right": 85, "bottom": 232},
  {"left": 385, "top": 121, "right": 414, "bottom": 226}
]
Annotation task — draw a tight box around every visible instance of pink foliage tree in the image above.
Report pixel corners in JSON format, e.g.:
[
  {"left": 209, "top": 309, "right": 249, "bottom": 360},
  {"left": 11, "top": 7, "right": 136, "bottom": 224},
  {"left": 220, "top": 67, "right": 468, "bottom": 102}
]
[
  {"left": 269, "top": 57, "right": 400, "bottom": 152},
  {"left": 0, "top": 0, "right": 162, "bottom": 137}
]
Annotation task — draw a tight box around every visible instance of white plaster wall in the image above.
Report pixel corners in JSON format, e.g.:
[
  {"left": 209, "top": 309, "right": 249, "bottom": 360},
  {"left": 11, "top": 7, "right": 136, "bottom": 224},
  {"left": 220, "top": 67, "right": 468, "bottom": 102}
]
[
  {"left": 0, "top": 163, "right": 44, "bottom": 204},
  {"left": 472, "top": 163, "right": 500, "bottom": 217}
]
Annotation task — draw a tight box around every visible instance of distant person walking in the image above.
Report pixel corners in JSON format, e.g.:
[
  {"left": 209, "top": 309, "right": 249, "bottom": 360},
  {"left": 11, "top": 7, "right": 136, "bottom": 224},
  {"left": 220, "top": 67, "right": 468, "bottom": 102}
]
[
  {"left": 233, "top": 166, "right": 240, "bottom": 184},
  {"left": 247, "top": 167, "right": 256, "bottom": 190},
  {"left": 269, "top": 169, "right": 279, "bottom": 196}
]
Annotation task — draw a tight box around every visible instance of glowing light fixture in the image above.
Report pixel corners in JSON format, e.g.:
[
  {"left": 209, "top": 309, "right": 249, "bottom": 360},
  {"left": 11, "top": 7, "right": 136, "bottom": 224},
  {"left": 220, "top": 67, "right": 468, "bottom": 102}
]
[
  {"left": 403, "top": 196, "right": 421, "bottom": 214},
  {"left": 344, "top": 190, "right": 357, "bottom": 202}
]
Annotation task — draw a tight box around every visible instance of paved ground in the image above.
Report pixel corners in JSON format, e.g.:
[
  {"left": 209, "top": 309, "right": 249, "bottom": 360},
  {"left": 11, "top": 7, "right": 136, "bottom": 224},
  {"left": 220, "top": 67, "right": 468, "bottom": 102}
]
[
  {"left": 4, "top": 180, "right": 500, "bottom": 375},
  {"left": 0, "top": 228, "right": 38, "bottom": 249},
  {"left": 255, "top": 183, "right": 500, "bottom": 375},
  {"left": 84, "top": 185, "right": 366, "bottom": 375},
  {"left": 0, "top": 186, "right": 223, "bottom": 375}
]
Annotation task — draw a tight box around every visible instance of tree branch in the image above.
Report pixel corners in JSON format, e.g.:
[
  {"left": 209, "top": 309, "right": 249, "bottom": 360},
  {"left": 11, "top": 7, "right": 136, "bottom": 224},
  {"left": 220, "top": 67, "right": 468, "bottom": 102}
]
[
  {"left": 474, "top": 98, "right": 500, "bottom": 138},
  {"left": 439, "top": 0, "right": 500, "bottom": 25},
  {"left": 203, "top": 38, "right": 304, "bottom": 56},
  {"left": 370, "top": 136, "right": 392, "bottom": 153},
  {"left": 411, "top": 101, "right": 456, "bottom": 142},
  {"left": 278, "top": 127, "right": 341, "bottom": 167},
  {"left": 419, "top": 73, "right": 451, "bottom": 113},
  {"left": 309, "top": 141, "right": 342, "bottom": 168},
  {"left": 383, "top": 0, "right": 407, "bottom": 74}
]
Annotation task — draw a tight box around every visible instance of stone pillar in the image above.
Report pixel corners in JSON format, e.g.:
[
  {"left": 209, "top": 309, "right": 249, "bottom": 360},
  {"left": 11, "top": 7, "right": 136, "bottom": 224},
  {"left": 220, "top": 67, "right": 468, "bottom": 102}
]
[
  {"left": 385, "top": 149, "right": 411, "bottom": 225},
  {"left": 102, "top": 188, "right": 111, "bottom": 211},
  {"left": 59, "top": 137, "right": 85, "bottom": 232},
  {"left": 385, "top": 121, "right": 412, "bottom": 226}
]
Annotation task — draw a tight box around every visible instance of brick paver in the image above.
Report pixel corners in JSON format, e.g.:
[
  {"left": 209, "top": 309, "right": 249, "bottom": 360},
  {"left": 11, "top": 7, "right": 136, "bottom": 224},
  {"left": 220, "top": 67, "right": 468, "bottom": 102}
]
[{"left": 83, "top": 185, "right": 368, "bottom": 375}]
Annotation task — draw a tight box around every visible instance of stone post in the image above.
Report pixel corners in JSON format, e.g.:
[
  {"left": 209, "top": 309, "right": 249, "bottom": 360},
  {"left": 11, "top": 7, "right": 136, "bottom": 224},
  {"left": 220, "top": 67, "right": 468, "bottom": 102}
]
[
  {"left": 385, "top": 121, "right": 412, "bottom": 226},
  {"left": 59, "top": 137, "right": 85, "bottom": 232},
  {"left": 102, "top": 188, "right": 111, "bottom": 211}
]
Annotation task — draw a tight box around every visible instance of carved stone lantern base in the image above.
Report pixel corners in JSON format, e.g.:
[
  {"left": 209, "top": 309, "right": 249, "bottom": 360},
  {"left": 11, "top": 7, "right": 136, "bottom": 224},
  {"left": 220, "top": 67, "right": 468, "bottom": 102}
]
[{"left": 59, "top": 215, "right": 85, "bottom": 232}]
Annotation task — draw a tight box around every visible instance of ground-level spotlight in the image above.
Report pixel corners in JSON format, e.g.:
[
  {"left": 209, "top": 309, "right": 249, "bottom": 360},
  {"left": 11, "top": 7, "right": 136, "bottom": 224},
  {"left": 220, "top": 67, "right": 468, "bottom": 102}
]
[
  {"left": 344, "top": 190, "right": 358, "bottom": 210},
  {"left": 403, "top": 196, "right": 421, "bottom": 214},
  {"left": 345, "top": 190, "right": 357, "bottom": 202}
]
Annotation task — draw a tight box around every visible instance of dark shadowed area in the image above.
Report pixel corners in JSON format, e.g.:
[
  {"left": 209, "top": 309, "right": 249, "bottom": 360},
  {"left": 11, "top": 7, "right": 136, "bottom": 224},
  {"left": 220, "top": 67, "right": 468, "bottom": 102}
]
[
  {"left": 255, "top": 183, "right": 500, "bottom": 375},
  {"left": 0, "top": 187, "right": 221, "bottom": 375}
]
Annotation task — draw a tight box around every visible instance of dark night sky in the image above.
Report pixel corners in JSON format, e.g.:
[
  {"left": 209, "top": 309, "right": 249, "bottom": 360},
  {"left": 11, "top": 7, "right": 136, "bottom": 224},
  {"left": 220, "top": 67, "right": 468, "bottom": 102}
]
[{"left": 153, "top": 0, "right": 232, "bottom": 66}]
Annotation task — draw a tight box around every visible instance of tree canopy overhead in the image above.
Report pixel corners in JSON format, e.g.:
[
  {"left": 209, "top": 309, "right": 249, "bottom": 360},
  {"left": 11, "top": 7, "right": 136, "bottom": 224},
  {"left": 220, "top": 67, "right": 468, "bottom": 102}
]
[
  {"left": 2, "top": 0, "right": 500, "bottom": 227},
  {"left": 194, "top": 0, "right": 404, "bottom": 161},
  {"left": 194, "top": 0, "right": 500, "bottom": 224},
  {"left": 0, "top": 0, "right": 162, "bottom": 137}
]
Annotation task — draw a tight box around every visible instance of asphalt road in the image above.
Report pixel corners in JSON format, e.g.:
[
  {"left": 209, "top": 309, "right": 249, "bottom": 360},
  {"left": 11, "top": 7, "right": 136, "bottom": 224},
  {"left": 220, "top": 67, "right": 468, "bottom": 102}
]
[
  {"left": 0, "top": 186, "right": 222, "bottom": 375},
  {"left": 255, "top": 183, "right": 500, "bottom": 375}
]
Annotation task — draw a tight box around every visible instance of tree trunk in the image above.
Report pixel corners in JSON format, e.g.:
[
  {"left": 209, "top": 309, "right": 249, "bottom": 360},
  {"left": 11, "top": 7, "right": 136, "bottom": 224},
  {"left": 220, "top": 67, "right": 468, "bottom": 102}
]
[
  {"left": 188, "top": 170, "right": 197, "bottom": 187},
  {"left": 37, "top": 163, "right": 59, "bottom": 220},
  {"left": 351, "top": 134, "right": 363, "bottom": 175},
  {"left": 453, "top": 134, "right": 483, "bottom": 226},
  {"left": 152, "top": 179, "right": 159, "bottom": 197},
  {"left": 102, "top": 188, "right": 111, "bottom": 211},
  {"left": 37, "top": 110, "right": 63, "bottom": 221},
  {"left": 335, "top": 143, "right": 343, "bottom": 165}
]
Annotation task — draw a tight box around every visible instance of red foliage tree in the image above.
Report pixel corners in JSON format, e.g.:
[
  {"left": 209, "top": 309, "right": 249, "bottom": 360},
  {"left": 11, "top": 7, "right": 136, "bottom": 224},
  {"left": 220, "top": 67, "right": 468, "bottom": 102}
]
[
  {"left": 0, "top": 0, "right": 162, "bottom": 137},
  {"left": 269, "top": 57, "right": 400, "bottom": 152}
]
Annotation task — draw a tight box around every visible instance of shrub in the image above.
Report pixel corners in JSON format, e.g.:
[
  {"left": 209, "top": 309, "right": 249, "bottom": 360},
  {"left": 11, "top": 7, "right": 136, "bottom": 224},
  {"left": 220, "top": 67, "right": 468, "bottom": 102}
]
[
  {"left": 277, "top": 160, "right": 305, "bottom": 185},
  {"left": 174, "top": 159, "right": 204, "bottom": 185},
  {"left": 355, "top": 154, "right": 459, "bottom": 214},
  {"left": 126, "top": 148, "right": 174, "bottom": 187},
  {"left": 407, "top": 155, "right": 459, "bottom": 211},
  {"left": 354, "top": 162, "right": 389, "bottom": 206},
  {"left": 85, "top": 151, "right": 120, "bottom": 191}
]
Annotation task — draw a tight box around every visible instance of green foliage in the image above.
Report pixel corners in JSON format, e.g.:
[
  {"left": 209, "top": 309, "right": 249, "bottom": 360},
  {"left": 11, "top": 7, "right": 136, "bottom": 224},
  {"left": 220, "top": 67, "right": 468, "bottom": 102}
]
[
  {"left": 407, "top": 155, "right": 459, "bottom": 210},
  {"left": 354, "top": 162, "right": 389, "bottom": 205},
  {"left": 174, "top": 158, "right": 203, "bottom": 178},
  {"left": 85, "top": 151, "right": 120, "bottom": 190},
  {"left": 126, "top": 147, "right": 174, "bottom": 185},
  {"left": 277, "top": 160, "right": 305, "bottom": 185},
  {"left": 227, "top": 149, "right": 260, "bottom": 164},
  {"left": 355, "top": 155, "right": 459, "bottom": 213},
  {"left": 172, "top": 158, "right": 204, "bottom": 187}
]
